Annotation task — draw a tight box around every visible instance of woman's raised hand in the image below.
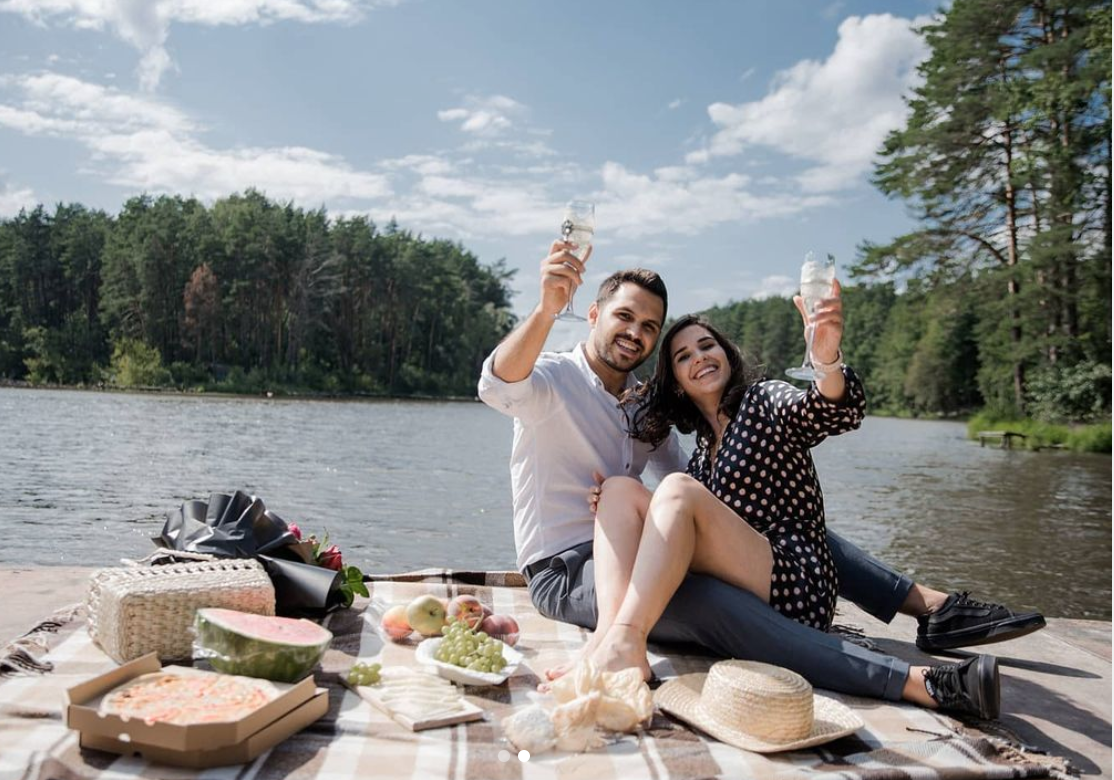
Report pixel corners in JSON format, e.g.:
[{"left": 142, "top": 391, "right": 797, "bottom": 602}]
[{"left": 794, "top": 277, "right": 843, "bottom": 365}]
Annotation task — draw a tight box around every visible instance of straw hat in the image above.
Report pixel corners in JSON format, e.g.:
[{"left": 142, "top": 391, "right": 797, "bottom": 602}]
[{"left": 654, "top": 660, "right": 863, "bottom": 753}]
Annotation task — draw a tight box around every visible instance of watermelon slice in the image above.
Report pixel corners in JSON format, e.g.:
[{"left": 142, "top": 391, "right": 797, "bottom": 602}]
[{"left": 194, "top": 608, "right": 333, "bottom": 682}]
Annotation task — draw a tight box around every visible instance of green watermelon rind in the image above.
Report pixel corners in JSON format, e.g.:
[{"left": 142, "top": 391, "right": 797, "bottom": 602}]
[{"left": 194, "top": 608, "right": 332, "bottom": 683}]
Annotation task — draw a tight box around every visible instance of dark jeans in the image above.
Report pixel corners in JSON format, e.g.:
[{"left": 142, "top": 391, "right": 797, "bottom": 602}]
[{"left": 527, "top": 530, "right": 913, "bottom": 701}]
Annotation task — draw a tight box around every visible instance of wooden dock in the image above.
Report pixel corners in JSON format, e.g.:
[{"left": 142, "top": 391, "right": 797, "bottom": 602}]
[
  {"left": 834, "top": 601, "right": 1111, "bottom": 778},
  {"left": 978, "top": 430, "right": 1029, "bottom": 449},
  {"left": 1, "top": 567, "right": 1109, "bottom": 777}
]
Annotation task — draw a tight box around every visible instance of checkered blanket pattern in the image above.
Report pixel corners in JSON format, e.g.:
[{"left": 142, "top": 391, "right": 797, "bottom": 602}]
[{"left": 0, "top": 570, "right": 1063, "bottom": 780}]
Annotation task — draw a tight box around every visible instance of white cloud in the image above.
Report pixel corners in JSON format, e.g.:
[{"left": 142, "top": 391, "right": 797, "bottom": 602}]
[
  {"left": 97, "top": 132, "right": 391, "bottom": 202},
  {"left": 379, "top": 154, "right": 455, "bottom": 176},
  {"left": 599, "top": 162, "right": 832, "bottom": 238},
  {"left": 438, "top": 94, "right": 526, "bottom": 137},
  {"left": 461, "top": 138, "right": 557, "bottom": 160},
  {"left": 750, "top": 274, "right": 799, "bottom": 300},
  {"left": 687, "top": 14, "right": 931, "bottom": 192},
  {"left": 363, "top": 186, "right": 555, "bottom": 239},
  {"left": 0, "top": 61, "right": 852, "bottom": 250},
  {"left": 3, "top": 72, "right": 197, "bottom": 134},
  {"left": 417, "top": 175, "right": 483, "bottom": 199},
  {"left": 0, "top": 0, "right": 398, "bottom": 90},
  {"left": 609, "top": 251, "right": 674, "bottom": 269},
  {"left": 0, "top": 178, "right": 36, "bottom": 216},
  {"left": 0, "top": 72, "right": 391, "bottom": 202},
  {"left": 667, "top": 98, "right": 684, "bottom": 110},
  {"left": 0, "top": 73, "right": 572, "bottom": 237},
  {"left": 684, "top": 148, "right": 711, "bottom": 165}
]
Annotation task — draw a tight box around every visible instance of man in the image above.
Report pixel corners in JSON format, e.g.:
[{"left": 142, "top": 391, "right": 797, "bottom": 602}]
[{"left": 478, "top": 240, "right": 1044, "bottom": 717}]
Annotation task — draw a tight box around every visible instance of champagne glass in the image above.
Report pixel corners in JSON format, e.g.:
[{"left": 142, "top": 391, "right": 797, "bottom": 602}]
[
  {"left": 785, "top": 251, "right": 836, "bottom": 381},
  {"left": 554, "top": 200, "right": 595, "bottom": 322}
]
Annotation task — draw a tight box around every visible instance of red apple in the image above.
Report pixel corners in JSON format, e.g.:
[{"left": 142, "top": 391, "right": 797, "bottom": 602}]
[
  {"left": 479, "top": 613, "right": 520, "bottom": 646},
  {"left": 447, "top": 594, "right": 485, "bottom": 629},
  {"left": 380, "top": 604, "right": 413, "bottom": 641}
]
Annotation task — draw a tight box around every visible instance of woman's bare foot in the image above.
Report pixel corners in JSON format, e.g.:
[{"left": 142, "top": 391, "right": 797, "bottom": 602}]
[
  {"left": 538, "top": 629, "right": 606, "bottom": 690},
  {"left": 589, "top": 623, "right": 652, "bottom": 681}
]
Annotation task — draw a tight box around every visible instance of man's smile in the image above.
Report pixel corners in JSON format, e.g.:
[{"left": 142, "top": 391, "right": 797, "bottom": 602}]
[{"left": 614, "top": 337, "right": 642, "bottom": 357}]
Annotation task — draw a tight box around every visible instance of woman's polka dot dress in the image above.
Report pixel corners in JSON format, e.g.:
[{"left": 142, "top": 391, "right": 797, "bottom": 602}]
[{"left": 686, "top": 367, "right": 866, "bottom": 630}]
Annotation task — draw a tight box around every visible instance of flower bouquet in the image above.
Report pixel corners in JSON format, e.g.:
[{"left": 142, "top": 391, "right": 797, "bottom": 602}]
[
  {"left": 288, "top": 524, "right": 369, "bottom": 609},
  {"left": 153, "top": 490, "right": 367, "bottom": 616}
]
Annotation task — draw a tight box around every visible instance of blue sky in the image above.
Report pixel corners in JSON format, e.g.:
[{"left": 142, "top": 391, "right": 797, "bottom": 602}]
[{"left": 0, "top": 0, "right": 936, "bottom": 346}]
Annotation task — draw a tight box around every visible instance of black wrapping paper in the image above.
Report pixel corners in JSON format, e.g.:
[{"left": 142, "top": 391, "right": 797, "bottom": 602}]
[{"left": 153, "top": 491, "right": 343, "bottom": 616}]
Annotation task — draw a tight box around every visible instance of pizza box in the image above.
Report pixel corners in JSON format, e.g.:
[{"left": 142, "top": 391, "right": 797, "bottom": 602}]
[
  {"left": 66, "top": 653, "right": 316, "bottom": 752},
  {"left": 79, "top": 688, "right": 328, "bottom": 768}
]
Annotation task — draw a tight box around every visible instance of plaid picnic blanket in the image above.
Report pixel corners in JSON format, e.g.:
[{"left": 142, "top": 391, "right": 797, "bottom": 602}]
[{"left": 0, "top": 570, "right": 1067, "bottom": 780}]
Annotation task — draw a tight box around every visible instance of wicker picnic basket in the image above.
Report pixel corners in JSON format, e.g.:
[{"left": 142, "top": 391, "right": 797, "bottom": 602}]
[{"left": 87, "top": 557, "right": 276, "bottom": 663}]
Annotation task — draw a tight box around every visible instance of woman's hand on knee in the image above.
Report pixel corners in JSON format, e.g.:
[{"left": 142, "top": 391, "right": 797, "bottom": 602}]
[
  {"left": 593, "top": 475, "right": 651, "bottom": 516},
  {"left": 587, "top": 471, "right": 605, "bottom": 514}
]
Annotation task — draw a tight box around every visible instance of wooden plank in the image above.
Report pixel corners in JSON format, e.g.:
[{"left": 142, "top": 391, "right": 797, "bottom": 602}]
[{"left": 978, "top": 431, "right": 1028, "bottom": 449}]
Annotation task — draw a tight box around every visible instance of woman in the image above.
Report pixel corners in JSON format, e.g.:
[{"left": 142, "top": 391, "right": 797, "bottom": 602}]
[
  {"left": 560, "top": 283, "right": 993, "bottom": 719},
  {"left": 566, "top": 278, "right": 853, "bottom": 677}
]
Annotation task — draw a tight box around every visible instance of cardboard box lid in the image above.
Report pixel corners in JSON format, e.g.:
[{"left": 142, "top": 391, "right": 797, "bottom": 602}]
[
  {"left": 66, "top": 653, "right": 315, "bottom": 751},
  {"left": 79, "top": 688, "right": 328, "bottom": 768}
]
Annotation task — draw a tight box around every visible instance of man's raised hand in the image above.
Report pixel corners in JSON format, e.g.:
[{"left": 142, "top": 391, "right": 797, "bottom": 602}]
[{"left": 539, "top": 240, "right": 591, "bottom": 318}]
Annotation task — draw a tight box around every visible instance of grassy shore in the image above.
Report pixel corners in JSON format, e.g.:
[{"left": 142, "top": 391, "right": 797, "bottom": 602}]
[{"left": 966, "top": 412, "right": 1112, "bottom": 453}]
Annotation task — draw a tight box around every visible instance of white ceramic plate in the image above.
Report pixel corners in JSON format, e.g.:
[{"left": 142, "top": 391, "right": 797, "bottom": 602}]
[{"left": 415, "top": 637, "right": 522, "bottom": 686}]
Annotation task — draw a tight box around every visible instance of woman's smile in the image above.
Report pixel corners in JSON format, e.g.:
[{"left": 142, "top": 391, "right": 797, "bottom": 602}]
[{"left": 692, "top": 362, "right": 719, "bottom": 381}]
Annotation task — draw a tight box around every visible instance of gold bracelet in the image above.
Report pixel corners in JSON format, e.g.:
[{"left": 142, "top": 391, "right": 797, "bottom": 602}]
[{"left": 810, "top": 348, "right": 843, "bottom": 373}]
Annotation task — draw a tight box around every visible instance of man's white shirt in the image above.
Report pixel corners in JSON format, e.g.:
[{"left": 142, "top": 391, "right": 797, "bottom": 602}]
[{"left": 478, "top": 343, "right": 687, "bottom": 572}]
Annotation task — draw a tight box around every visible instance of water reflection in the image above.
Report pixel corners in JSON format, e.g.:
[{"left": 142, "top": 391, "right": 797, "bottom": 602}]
[{"left": 0, "top": 388, "right": 1108, "bottom": 619}]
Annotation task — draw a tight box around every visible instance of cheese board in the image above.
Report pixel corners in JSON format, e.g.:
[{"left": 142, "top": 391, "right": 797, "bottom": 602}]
[{"left": 343, "top": 666, "right": 486, "bottom": 731}]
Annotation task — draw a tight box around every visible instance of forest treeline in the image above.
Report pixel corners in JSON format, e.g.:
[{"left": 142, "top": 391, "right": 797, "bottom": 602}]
[
  {"left": 706, "top": 0, "right": 1111, "bottom": 431},
  {"left": 0, "top": 0, "right": 1108, "bottom": 431},
  {"left": 0, "top": 191, "right": 517, "bottom": 397}
]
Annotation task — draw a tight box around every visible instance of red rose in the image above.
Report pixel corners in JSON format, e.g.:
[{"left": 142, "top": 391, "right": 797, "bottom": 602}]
[
  {"left": 288, "top": 523, "right": 303, "bottom": 541},
  {"left": 318, "top": 544, "right": 343, "bottom": 571}
]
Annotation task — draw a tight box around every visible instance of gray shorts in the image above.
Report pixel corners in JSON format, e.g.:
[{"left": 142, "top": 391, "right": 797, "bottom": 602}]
[{"left": 526, "top": 540, "right": 598, "bottom": 631}]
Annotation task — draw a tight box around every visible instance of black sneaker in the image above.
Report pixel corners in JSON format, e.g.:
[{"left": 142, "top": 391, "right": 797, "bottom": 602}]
[
  {"left": 923, "top": 655, "right": 1001, "bottom": 720},
  {"left": 916, "top": 592, "right": 1046, "bottom": 652}
]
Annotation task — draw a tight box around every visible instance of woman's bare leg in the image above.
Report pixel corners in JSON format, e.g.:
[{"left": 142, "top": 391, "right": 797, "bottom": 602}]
[
  {"left": 591, "top": 477, "right": 653, "bottom": 645},
  {"left": 590, "top": 473, "right": 774, "bottom": 678},
  {"left": 543, "top": 477, "right": 651, "bottom": 682}
]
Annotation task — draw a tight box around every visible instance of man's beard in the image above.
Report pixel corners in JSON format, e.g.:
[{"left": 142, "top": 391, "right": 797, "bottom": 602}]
[{"left": 594, "top": 334, "right": 649, "bottom": 374}]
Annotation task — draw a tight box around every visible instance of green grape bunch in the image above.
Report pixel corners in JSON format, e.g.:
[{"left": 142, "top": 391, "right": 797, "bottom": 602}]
[
  {"left": 347, "top": 661, "right": 382, "bottom": 686},
  {"left": 434, "top": 617, "right": 508, "bottom": 674}
]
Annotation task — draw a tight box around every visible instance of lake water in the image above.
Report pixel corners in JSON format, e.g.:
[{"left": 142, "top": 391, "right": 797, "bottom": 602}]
[{"left": 1, "top": 387, "right": 1109, "bottom": 619}]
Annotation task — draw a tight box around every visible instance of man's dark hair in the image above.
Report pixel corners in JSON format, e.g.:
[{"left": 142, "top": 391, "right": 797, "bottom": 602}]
[{"left": 595, "top": 268, "right": 668, "bottom": 321}]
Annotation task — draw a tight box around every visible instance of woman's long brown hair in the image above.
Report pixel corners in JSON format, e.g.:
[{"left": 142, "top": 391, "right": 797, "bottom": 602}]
[{"left": 624, "top": 314, "right": 763, "bottom": 447}]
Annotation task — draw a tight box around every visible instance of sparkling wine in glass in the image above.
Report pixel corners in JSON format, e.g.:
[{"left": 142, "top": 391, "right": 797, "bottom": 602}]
[
  {"left": 785, "top": 251, "right": 836, "bottom": 381},
  {"left": 555, "top": 200, "right": 595, "bottom": 322}
]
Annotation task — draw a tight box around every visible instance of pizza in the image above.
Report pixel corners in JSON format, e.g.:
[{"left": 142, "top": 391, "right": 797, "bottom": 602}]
[{"left": 100, "top": 671, "right": 277, "bottom": 725}]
